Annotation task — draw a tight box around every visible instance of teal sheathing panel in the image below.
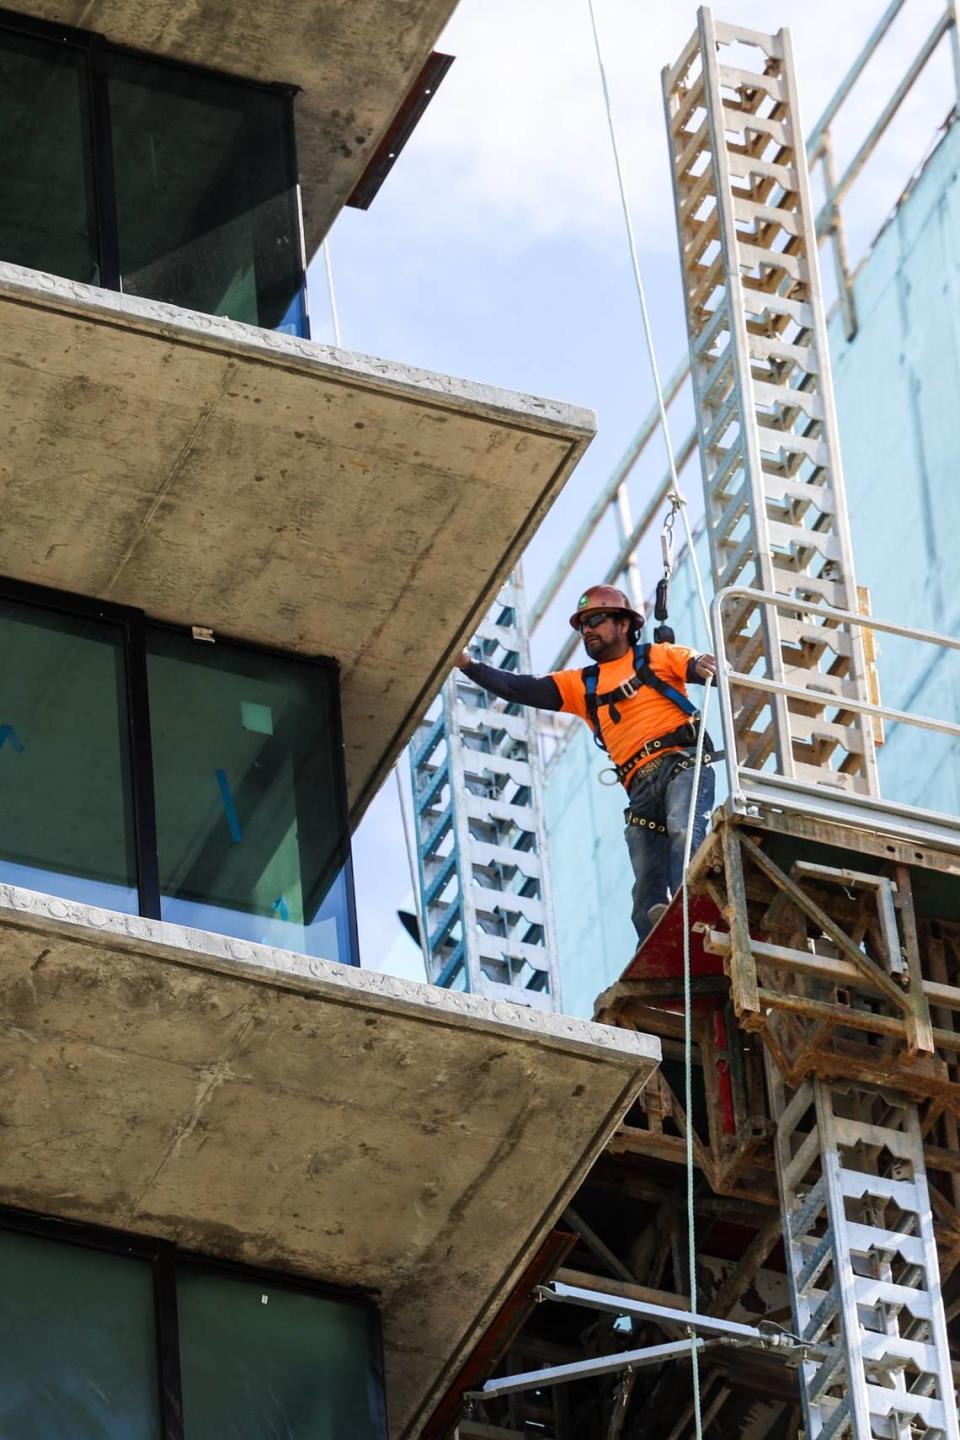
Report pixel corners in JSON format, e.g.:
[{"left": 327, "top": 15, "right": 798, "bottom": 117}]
[
  {"left": 545, "top": 117, "right": 960, "bottom": 1016},
  {"left": 828, "top": 115, "right": 960, "bottom": 820}
]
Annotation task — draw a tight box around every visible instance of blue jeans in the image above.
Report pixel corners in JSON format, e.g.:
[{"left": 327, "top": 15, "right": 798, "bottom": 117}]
[{"left": 624, "top": 752, "right": 716, "bottom": 944}]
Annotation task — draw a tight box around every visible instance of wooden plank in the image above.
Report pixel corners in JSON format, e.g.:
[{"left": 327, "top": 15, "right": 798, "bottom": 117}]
[
  {"left": 721, "top": 826, "right": 760, "bottom": 1015},
  {"left": 739, "top": 834, "right": 911, "bottom": 1017}
]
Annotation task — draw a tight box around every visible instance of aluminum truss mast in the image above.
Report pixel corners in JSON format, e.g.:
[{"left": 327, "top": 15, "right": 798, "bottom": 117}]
[
  {"left": 662, "top": 11, "right": 959, "bottom": 1437},
  {"left": 409, "top": 570, "right": 561, "bottom": 1010},
  {"left": 664, "top": 8, "right": 879, "bottom": 801}
]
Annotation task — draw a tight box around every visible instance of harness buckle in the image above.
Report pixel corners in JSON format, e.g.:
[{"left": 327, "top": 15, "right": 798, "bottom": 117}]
[{"left": 619, "top": 678, "right": 639, "bottom": 700}]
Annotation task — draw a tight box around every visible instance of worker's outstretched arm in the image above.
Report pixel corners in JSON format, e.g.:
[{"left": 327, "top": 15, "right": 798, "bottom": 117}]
[{"left": 456, "top": 651, "right": 563, "bottom": 711}]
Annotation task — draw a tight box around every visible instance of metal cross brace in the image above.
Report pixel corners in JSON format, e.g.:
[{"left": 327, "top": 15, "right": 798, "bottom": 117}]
[
  {"left": 466, "top": 1338, "right": 715, "bottom": 1402},
  {"left": 464, "top": 1282, "right": 833, "bottom": 1406},
  {"left": 538, "top": 1281, "right": 828, "bottom": 1359}
]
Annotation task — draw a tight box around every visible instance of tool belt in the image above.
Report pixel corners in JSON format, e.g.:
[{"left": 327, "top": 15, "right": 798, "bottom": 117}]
[{"left": 615, "top": 722, "right": 714, "bottom": 788}]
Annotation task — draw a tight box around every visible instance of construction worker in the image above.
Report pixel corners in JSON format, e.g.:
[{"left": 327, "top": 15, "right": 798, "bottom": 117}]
[{"left": 457, "top": 583, "right": 716, "bottom": 946}]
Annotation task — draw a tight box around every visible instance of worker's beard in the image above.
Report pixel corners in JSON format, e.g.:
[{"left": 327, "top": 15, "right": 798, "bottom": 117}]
[{"left": 584, "top": 635, "right": 631, "bottom": 663}]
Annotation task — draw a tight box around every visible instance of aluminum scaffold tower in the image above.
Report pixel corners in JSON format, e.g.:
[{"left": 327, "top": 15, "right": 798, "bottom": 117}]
[
  {"left": 661, "top": 11, "right": 960, "bottom": 1437},
  {"left": 409, "top": 569, "right": 561, "bottom": 1010}
]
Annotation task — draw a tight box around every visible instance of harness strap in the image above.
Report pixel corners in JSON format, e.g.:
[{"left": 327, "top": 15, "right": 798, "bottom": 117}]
[
  {"left": 582, "top": 642, "right": 701, "bottom": 757},
  {"left": 626, "top": 814, "right": 667, "bottom": 832},
  {"left": 614, "top": 723, "right": 709, "bottom": 784}
]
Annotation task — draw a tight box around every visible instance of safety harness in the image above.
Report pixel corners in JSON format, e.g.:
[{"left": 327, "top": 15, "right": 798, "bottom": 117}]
[{"left": 582, "top": 641, "right": 712, "bottom": 788}]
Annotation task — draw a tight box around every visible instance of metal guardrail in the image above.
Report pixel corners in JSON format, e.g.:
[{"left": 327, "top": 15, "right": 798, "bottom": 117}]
[
  {"left": 532, "top": 1, "right": 960, "bottom": 665},
  {"left": 712, "top": 587, "right": 960, "bottom": 852}
]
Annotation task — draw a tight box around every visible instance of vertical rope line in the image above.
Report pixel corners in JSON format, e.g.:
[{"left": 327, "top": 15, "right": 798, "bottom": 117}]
[
  {"left": 680, "top": 674, "right": 713, "bottom": 1440},
  {"left": 322, "top": 238, "right": 342, "bottom": 347},
  {"left": 584, "top": 0, "right": 712, "bottom": 640},
  {"left": 585, "top": 3, "right": 717, "bottom": 1432}
]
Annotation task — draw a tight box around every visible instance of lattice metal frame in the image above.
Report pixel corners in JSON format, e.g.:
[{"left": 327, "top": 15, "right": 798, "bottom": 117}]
[
  {"left": 663, "top": 9, "right": 880, "bottom": 799},
  {"left": 768, "top": 1065, "right": 959, "bottom": 1440},
  {"left": 660, "top": 14, "right": 960, "bottom": 1438},
  {"left": 409, "top": 571, "right": 560, "bottom": 1011}
]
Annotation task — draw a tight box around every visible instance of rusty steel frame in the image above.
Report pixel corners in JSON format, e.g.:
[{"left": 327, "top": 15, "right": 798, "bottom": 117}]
[{"left": 595, "top": 806, "right": 960, "bottom": 1255}]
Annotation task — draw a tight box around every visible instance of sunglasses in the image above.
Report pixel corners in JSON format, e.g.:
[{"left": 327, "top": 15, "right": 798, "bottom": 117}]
[{"left": 579, "top": 611, "right": 617, "bottom": 631}]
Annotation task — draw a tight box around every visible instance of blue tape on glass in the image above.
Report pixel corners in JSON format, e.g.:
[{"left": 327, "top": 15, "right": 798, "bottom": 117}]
[
  {"left": 215, "top": 768, "right": 242, "bottom": 843},
  {"left": 0, "top": 724, "right": 24, "bottom": 753}
]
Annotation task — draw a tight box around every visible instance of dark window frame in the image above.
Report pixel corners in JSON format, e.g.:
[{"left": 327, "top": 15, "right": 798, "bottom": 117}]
[
  {"left": 0, "top": 575, "right": 358, "bottom": 963},
  {"left": 0, "top": 1203, "right": 389, "bottom": 1440},
  {"left": 0, "top": 7, "right": 309, "bottom": 334}
]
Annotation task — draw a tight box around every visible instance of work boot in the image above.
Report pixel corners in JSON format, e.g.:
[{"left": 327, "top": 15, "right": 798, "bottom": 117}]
[{"left": 647, "top": 902, "right": 668, "bottom": 929}]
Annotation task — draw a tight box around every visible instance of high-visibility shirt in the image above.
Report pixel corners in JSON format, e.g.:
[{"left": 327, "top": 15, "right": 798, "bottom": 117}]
[{"left": 550, "top": 642, "right": 697, "bottom": 787}]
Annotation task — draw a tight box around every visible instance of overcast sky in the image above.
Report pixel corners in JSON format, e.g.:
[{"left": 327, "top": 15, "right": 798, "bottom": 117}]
[{"left": 309, "top": 0, "right": 957, "bottom": 981}]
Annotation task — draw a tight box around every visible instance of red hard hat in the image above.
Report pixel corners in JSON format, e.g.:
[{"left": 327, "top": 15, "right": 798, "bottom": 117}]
[{"left": 569, "top": 583, "right": 645, "bottom": 631}]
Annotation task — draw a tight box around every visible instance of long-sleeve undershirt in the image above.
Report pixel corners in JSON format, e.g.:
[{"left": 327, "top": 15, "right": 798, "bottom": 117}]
[
  {"left": 462, "top": 661, "right": 563, "bottom": 710},
  {"left": 463, "top": 654, "right": 705, "bottom": 712}
]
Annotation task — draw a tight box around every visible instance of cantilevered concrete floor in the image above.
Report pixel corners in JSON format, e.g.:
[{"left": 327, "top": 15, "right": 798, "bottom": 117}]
[
  {"left": 0, "top": 884, "right": 659, "bottom": 1438},
  {"left": 0, "top": 264, "right": 595, "bottom": 820},
  {"left": 8, "top": 0, "right": 459, "bottom": 253}
]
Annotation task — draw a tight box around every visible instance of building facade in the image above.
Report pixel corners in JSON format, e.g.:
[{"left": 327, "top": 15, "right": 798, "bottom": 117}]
[{"left": 0, "top": 5, "right": 661, "bottom": 1437}]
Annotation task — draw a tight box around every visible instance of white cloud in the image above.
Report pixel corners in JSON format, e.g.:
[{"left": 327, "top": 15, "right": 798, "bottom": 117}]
[{"left": 401, "top": 0, "right": 957, "bottom": 258}]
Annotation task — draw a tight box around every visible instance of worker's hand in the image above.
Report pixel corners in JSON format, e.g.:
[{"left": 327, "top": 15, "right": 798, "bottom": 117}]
[
  {"left": 456, "top": 649, "right": 473, "bottom": 672},
  {"left": 695, "top": 653, "right": 717, "bottom": 680}
]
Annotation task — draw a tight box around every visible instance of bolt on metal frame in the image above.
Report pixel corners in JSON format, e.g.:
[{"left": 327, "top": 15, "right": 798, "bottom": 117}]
[{"left": 409, "top": 570, "right": 561, "bottom": 1009}]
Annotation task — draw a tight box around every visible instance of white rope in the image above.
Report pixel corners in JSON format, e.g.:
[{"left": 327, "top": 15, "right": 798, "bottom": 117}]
[
  {"left": 395, "top": 765, "right": 432, "bottom": 979},
  {"left": 585, "top": 4, "right": 720, "bottom": 1433},
  {"left": 679, "top": 674, "right": 714, "bottom": 1440},
  {"left": 322, "top": 238, "right": 342, "bottom": 348},
  {"left": 584, "top": 0, "right": 712, "bottom": 645}
]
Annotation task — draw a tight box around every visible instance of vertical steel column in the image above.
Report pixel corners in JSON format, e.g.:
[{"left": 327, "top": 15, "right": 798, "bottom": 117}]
[
  {"left": 409, "top": 570, "right": 561, "bottom": 1011},
  {"left": 662, "top": 9, "right": 879, "bottom": 798}
]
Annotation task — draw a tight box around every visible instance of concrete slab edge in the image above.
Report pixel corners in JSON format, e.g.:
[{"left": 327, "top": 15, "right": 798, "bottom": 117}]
[
  {"left": 0, "top": 882, "right": 660, "bottom": 1071},
  {"left": 0, "top": 263, "right": 597, "bottom": 439}
]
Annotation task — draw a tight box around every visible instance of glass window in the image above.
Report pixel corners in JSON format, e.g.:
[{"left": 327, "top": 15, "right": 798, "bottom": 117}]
[
  {"left": 0, "top": 1230, "right": 161, "bottom": 1440},
  {"left": 106, "top": 54, "right": 306, "bottom": 333},
  {"left": 146, "top": 631, "right": 354, "bottom": 962},
  {"left": 0, "top": 28, "right": 99, "bottom": 285},
  {"left": 177, "top": 1268, "right": 387, "bottom": 1440},
  {"left": 0, "top": 599, "right": 138, "bottom": 912}
]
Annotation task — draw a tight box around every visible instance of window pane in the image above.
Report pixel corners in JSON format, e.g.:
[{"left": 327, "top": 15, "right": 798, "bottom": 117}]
[
  {"left": 0, "top": 600, "right": 138, "bottom": 911},
  {"left": 0, "top": 28, "right": 99, "bottom": 284},
  {"left": 146, "top": 632, "right": 355, "bottom": 962},
  {"left": 0, "top": 1230, "right": 161, "bottom": 1440},
  {"left": 107, "top": 55, "right": 306, "bottom": 333},
  {"left": 177, "top": 1268, "right": 386, "bottom": 1440}
]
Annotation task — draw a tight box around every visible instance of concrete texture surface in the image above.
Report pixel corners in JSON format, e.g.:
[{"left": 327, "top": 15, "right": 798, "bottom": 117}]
[
  {"left": 0, "top": 881, "right": 659, "bottom": 1438},
  {"left": 10, "top": 0, "right": 459, "bottom": 254},
  {"left": 0, "top": 264, "right": 595, "bottom": 822}
]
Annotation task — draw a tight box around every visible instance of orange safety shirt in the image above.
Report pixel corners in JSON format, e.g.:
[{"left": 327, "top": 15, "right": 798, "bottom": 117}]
[{"left": 550, "top": 643, "right": 698, "bottom": 788}]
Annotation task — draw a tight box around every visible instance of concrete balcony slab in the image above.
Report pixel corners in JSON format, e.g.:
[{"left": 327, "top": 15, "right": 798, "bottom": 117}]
[
  {"left": 0, "top": 264, "right": 595, "bottom": 819},
  {"left": 0, "top": 882, "right": 659, "bottom": 1439},
  {"left": 9, "top": 0, "right": 459, "bottom": 253}
]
